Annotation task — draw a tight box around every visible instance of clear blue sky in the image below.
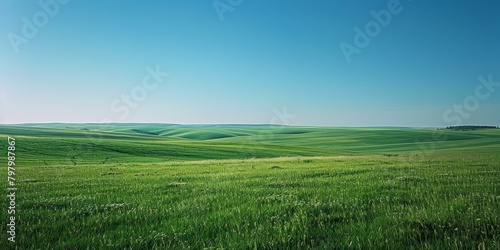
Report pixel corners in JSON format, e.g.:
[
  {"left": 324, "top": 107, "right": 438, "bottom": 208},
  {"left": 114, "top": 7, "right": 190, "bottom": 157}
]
[{"left": 0, "top": 0, "right": 499, "bottom": 126}]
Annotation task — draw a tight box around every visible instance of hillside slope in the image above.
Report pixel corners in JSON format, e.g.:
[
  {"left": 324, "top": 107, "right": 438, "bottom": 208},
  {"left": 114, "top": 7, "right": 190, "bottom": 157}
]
[{"left": 1, "top": 124, "right": 499, "bottom": 166}]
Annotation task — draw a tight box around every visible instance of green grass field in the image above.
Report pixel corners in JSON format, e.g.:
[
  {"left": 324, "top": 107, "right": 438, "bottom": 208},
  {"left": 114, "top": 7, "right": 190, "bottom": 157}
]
[{"left": 1, "top": 124, "right": 499, "bottom": 249}]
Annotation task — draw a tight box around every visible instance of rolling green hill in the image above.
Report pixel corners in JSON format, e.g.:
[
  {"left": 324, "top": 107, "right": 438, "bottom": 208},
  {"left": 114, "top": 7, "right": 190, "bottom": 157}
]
[
  {"left": 1, "top": 124, "right": 499, "bottom": 166},
  {"left": 1, "top": 124, "right": 499, "bottom": 248}
]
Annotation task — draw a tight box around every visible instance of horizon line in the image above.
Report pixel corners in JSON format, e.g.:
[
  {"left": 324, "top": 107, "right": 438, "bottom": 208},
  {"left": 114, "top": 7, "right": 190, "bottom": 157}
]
[{"left": 1, "top": 122, "right": 499, "bottom": 129}]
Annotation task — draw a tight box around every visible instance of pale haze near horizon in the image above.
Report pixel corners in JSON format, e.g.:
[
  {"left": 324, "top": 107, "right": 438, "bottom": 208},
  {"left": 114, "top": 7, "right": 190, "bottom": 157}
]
[{"left": 0, "top": 0, "right": 499, "bottom": 127}]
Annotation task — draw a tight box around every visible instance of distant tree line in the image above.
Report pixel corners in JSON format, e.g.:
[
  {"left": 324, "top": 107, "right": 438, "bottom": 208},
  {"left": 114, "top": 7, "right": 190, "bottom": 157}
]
[
  {"left": 444, "top": 125, "right": 499, "bottom": 131},
  {"left": 131, "top": 129, "right": 160, "bottom": 135}
]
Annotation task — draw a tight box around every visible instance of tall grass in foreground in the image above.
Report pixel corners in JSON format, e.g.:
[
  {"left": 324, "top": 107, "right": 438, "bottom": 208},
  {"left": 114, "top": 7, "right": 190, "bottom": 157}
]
[{"left": 1, "top": 153, "right": 498, "bottom": 249}]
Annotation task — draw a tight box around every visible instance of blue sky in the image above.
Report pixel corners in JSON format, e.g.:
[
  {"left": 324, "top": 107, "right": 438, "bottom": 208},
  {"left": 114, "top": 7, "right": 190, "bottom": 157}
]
[{"left": 0, "top": 0, "right": 499, "bottom": 126}]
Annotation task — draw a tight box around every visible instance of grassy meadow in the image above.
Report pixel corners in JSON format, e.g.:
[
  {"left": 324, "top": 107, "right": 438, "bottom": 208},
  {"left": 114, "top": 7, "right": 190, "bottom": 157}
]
[{"left": 1, "top": 124, "right": 499, "bottom": 249}]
